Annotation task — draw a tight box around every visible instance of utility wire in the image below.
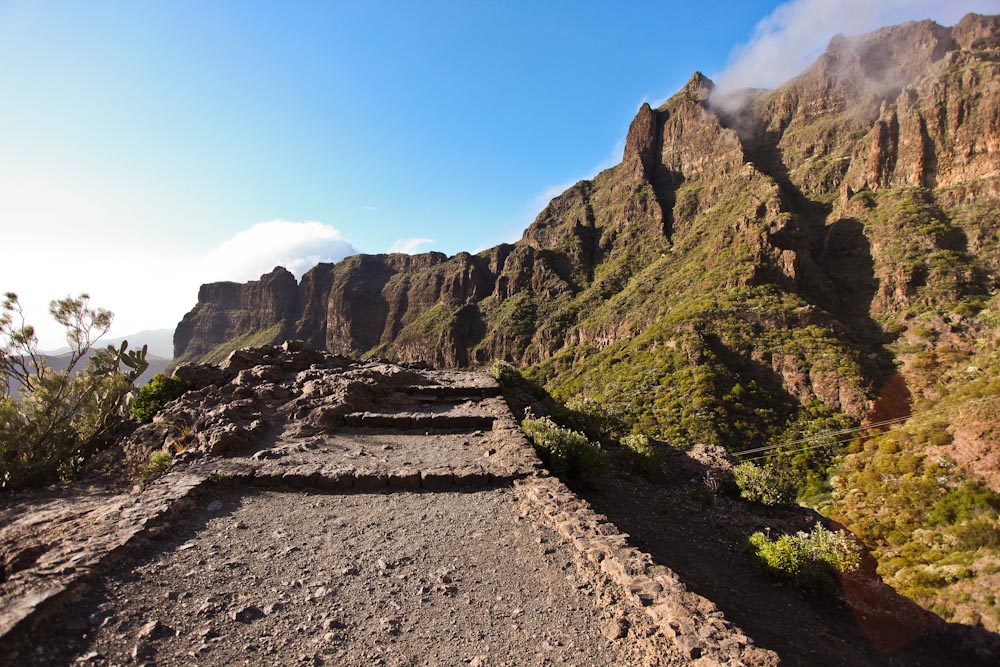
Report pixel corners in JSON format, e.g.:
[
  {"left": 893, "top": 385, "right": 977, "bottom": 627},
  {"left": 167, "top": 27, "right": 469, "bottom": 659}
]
[
  {"left": 733, "top": 395, "right": 990, "bottom": 460},
  {"left": 733, "top": 413, "right": 915, "bottom": 456}
]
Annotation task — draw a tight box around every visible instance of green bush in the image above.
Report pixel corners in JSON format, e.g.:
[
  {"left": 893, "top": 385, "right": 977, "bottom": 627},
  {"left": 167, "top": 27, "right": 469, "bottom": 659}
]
[
  {"left": 620, "top": 433, "right": 662, "bottom": 479},
  {"left": 489, "top": 360, "right": 522, "bottom": 389},
  {"left": 733, "top": 461, "right": 795, "bottom": 505},
  {"left": 140, "top": 450, "right": 173, "bottom": 480},
  {"left": 927, "top": 481, "right": 1000, "bottom": 526},
  {"left": 562, "top": 396, "right": 626, "bottom": 444},
  {"left": 748, "top": 523, "right": 861, "bottom": 587},
  {"left": 521, "top": 415, "right": 602, "bottom": 478},
  {"left": 129, "top": 373, "right": 189, "bottom": 423}
]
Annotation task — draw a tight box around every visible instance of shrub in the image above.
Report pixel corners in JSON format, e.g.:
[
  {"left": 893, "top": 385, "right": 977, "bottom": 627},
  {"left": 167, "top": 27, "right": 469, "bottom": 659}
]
[
  {"left": 620, "top": 433, "right": 662, "bottom": 479},
  {"left": 140, "top": 450, "right": 173, "bottom": 480},
  {"left": 1, "top": 293, "right": 148, "bottom": 490},
  {"left": 563, "top": 396, "right": 626, "bottom": 444},
  {"left": 733, "top": 461, "right": 795, "bottom": 505},
  {"left": 748, "top": 523, "right": 861, "bottom": 587},
  {"left": 521, "top": 415, "right": 602, "bottom": 477},
  {"left": 489, "top": 360, "right": 521, "bottom": 389},
  {"left": 927, "top": 481, "right": 1000, "bottom": 526},
  {"left": 129, "top": 373, "right": 189, "bottom": 423}
]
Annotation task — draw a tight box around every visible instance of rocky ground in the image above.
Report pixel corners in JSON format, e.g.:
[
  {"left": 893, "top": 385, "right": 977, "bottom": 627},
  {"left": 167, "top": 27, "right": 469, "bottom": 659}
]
[{"left": 16, "top": 487, "right": 668, "bottom": 667}]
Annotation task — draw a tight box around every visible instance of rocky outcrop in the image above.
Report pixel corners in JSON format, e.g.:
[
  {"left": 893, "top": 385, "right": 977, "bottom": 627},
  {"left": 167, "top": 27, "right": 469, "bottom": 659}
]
[{"left": 173, "top": 267, "right": 299, "bottom": 367}]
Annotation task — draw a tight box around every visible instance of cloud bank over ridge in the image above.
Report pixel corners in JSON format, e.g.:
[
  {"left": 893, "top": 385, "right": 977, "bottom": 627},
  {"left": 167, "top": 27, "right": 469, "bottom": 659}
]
[
  {"left": 713, "top": 0, "right": 1000, "bottom": 101},
  {"left": 201, "top": 220, "right": 358, "bottom": 283}
]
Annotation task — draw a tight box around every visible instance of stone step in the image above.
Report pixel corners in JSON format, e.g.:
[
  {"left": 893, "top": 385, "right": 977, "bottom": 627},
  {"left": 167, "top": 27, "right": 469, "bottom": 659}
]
[
  {"left": 342, "top": 411, "right": 495, "bottom": 431},
  {"left": 400, "top": 384, "right": 501, "bottom": 399}
]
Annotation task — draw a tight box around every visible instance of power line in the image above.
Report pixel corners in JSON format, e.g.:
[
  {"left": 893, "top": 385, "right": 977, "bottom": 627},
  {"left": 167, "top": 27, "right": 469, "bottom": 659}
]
[
  {"left": 733, "top": 395, "right": 991, "bottom": 461},
  {"left": 733, "top": 413, "right": 914, "bottom": 457}
]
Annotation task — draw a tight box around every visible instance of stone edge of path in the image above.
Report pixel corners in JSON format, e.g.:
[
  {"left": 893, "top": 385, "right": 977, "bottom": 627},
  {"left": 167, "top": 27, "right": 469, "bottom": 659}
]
[{"left": 514, "top": 475, "right": 780, "bottom": 667}]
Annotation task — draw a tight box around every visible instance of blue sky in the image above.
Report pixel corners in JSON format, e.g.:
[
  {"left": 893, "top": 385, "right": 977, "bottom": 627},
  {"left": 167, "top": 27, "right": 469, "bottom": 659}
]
[{"left": 1, "top": 0, "right": 997, "bottom": 348}]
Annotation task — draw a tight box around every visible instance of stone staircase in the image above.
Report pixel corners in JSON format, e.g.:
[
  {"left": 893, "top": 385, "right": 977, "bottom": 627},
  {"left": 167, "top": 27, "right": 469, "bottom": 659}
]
[{"left": 0, "top": 360, "right": 777, "bottom": 667}]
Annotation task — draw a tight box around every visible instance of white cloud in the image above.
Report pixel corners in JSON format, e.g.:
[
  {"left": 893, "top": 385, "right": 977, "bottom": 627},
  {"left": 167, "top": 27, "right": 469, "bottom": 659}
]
[
  {"left": 713, "top": 0, "right": 1000, "bottom": 105},
  {"left": 201, "top": 220, "right": 358, "bottom": 282},
  {"left": 388, "top": 238, "right": 436, "bottom": 254},
  {"left": 362, "top": 205, "right": 376, "bottom": 211}
]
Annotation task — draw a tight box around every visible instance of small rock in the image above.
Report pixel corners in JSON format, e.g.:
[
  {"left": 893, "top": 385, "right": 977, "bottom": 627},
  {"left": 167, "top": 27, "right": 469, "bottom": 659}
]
[
  {"left": 197, "top": 600, "right": 221, "bottom": 617},
  {"left": 233, "top": 520, "right": 248, "bottom": 529},
  {"left": 206, "top": 500, "right": 223, "bottom": 511},
  {"left": 263, "top": 602, "right": 285, "bottom": 615},
  {"left": 137, "top": 619, "right": 173, "bottom": 641},
  {"left": 340, "top": 565, "right": 359, "bottom": 576},
  {"left": 602, "top": 618, "right": 629, "bottom": 640},
  {"left": 469, "top": 656, "right": 488, "bottom": 667},
  {"left": 131, "top": 643, "right": 154, "bottom": 660},
  {"left": 230, "top": 605, "right": 265, "bottom": 623},
  {"left": 379, "top": 617, "right": 400, "bottom": 635}
]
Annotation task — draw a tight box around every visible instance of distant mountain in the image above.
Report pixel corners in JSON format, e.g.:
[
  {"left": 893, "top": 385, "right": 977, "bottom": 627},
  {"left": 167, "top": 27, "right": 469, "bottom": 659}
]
[
  {"left": 171, "top": 14, "right": 1000, "bottom": 629},
  {"left": 5, "top": 349, "right": 170, "bottom": 400},
  {"left": 42, "top": 328, "right": 174, "bottom": 360}
]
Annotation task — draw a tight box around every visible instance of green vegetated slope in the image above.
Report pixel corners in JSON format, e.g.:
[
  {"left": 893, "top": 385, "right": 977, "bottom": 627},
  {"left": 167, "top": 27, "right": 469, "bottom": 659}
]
[
  {"left": 173, "top": 15, "right": 1000, "bottom": 629},
  {"left": 517, "top": 18, "right": 1000, "bottom": 629}
]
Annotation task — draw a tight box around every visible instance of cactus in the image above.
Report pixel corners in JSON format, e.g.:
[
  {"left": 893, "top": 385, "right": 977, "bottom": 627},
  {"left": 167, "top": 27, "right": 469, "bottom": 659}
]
[{"left": 106, "top": 341, "right": 149, "bottom": 382}]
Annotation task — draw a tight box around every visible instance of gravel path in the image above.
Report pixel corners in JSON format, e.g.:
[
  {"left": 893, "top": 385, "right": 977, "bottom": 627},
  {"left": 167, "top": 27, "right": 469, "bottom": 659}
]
[{"left": 18, "top": 488, "right": 667, "bottom": 667}]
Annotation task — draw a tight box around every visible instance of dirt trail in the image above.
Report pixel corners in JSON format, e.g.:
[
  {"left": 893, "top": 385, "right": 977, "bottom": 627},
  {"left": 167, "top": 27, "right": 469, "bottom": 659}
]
[
  {"left": 18, "top": 488, "right": 664, "bottom": 667},
  {"left": 0, "top": 353, "right": 773, "bottom": 666}
]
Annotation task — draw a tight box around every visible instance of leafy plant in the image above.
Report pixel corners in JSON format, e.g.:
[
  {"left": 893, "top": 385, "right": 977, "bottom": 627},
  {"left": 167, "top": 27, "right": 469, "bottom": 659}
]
[
  {"left": 619, "top": 433, "right": 662, "bottom": 479},
  {"left": 733, "top": 461, "right": 795, "bottom": 505},
  {"left": 489, "top": 360, "right": 522, "bottom": 389},
  {"left": 129, "top": 373, "right": 189, "bottom": 423},
  {"left": 562, "top": 396, "right": 626, "bottom": 444},
  {"left": 521, "top": 415, "right": 602, "bottom": 477},
  {"left": 748, "top": 523, "right": 861, "bottom": 587},
  {"left": 140, "top": 450, "right": 173, "bottom": 480},
  {"left": 1, "top": 293, "right": 146, "bottom": 490}
]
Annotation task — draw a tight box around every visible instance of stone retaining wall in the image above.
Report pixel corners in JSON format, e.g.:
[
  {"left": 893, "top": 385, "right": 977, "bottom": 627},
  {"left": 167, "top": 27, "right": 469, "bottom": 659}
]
[{"left": 516, "top": 476, "right": 779, "bottom": 667}]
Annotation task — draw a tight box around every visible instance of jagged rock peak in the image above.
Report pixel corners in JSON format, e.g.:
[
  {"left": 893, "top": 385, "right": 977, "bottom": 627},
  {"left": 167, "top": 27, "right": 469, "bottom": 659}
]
[
  {"left": 805, "top": 17, "right": 954, "bottom": 92},
  {"left": 953, "top": 12, "right": 1000, "bottom": 49},
  {"left": 678, "top": 71, "right": 714, "bottom": 103}
]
